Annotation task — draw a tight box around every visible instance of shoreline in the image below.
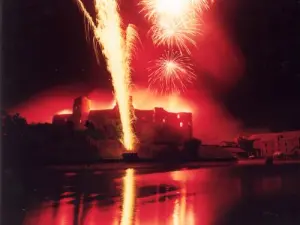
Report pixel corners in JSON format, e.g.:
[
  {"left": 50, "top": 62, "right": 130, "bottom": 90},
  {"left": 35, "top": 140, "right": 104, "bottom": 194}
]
[{"left": 47, "top": 158, "right": 300, "bottom": 172}]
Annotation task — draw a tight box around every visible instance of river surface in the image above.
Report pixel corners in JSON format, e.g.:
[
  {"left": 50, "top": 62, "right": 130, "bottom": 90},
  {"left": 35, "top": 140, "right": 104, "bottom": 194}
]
[{"left": 3, "top": 163, "right": 300, "bottom": 225}]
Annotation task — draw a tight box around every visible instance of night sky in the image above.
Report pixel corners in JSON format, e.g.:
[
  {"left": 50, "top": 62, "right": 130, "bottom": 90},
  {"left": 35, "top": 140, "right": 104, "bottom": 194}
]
[{"left": 2, "top": 0, "right": 300, "bottom": 131}]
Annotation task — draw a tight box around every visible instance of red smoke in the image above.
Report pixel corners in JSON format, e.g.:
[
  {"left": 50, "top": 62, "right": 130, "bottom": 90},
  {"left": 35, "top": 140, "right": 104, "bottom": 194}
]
[
  {"left": 193, "top": 12, "right": 244, "bottom": 92},
  {"left": 10, "top": 84, "right": 241, "bottom": 144},
  {"left": 8, "top": 84, "right": 90, "bottom": 123}
]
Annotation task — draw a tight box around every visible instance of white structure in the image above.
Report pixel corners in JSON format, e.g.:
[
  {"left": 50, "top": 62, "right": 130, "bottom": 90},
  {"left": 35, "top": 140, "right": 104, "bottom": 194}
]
[{"left": 248, "top": 130, "right": 300, "bottom": 157}]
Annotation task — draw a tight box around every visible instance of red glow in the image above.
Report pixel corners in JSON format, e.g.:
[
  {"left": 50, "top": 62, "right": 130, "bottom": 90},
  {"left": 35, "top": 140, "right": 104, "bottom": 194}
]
[
  {"left": 8, "top": 83, "right": 91, "bottom": 123},
  {"left": 23, "top": 200, "right": 74, "bottom": 225},
  {"left": 53, "top": 93, "right": 192, "bottom": 116},
  {"left": 90, "top": 100, "right": 116, "bottom": 111},
  {"left": 180, "top": 122, "right": 183, "bottom": 127},
  {"left": 23, "top": 168, "right": 244, "bottom": 225},
  {"left": 87, "top": 89, "right": 193, "bottom": 113},
  {"left": 130, "top": 89, "right": 193, "bottom": 113},
  {"left": 57, "top": 109, "right": 72, "bottom": 115},
  {"left": 10, "top": 84, "right": 242, "bottom": 143}
]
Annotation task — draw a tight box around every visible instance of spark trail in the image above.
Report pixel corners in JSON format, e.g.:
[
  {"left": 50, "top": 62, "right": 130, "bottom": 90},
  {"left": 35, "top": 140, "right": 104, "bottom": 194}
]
[
  {"left": 125, "top": 24, "right": 140, "bottom": 79},
  {"left": 76, "top": 0, "right": 136, "bottom": 151}
]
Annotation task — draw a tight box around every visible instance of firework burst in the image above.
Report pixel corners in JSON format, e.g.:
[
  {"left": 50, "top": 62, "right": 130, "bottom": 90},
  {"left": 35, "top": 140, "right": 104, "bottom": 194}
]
[
  {"left": 150, "top": 15, "right": 201, "bottom": 54},
  {"left": 139, "top": 0, "right": 210, "bottom": 53},
  {"left": 148, "top": 51, "right": 196, "bottom": 94}
]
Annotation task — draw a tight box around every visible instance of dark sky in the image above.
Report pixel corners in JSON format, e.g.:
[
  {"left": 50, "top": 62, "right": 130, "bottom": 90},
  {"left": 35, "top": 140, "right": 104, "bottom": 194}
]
[{"left": 2, "top": 0, "right": 300, "bottom": 131}]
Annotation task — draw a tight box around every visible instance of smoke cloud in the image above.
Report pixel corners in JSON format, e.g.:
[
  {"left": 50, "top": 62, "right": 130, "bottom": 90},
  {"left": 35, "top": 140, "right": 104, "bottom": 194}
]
[{"left": 10, "top": 84, "right": 241, "bottom": 144}]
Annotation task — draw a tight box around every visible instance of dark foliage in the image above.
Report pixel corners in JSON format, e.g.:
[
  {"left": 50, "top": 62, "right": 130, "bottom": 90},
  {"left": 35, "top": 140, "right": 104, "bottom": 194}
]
[
  {"left": 183, "top": 138, "right": 202, "bottom": 160},
  {"left": 2, "top": 113, "right": 100, "bottom": 170},
  {"left": 153, "top": 145, "right": 182, "bottom": 162}
]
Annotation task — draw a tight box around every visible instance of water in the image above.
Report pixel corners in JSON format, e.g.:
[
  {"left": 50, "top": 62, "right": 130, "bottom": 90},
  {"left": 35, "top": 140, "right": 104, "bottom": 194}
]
[{"left": 4, "top": 163, "right": 300, "bottom": 225}]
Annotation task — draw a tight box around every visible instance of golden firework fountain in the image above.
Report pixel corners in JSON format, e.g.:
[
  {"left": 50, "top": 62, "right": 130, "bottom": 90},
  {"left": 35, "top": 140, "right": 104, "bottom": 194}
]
[{"left": 119, "top": 96, "right": 140, "bottom": 161}]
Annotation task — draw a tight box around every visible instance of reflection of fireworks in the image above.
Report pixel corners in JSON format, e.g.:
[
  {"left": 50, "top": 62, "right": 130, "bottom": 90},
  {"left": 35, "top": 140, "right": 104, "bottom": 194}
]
[
  {"left": 120, "top": 169, "right": 135, "bottom": 225},
  {"left": 140, "top": 0, "right": 210, "bottom": 53},
  {"left": 76, "top": 0, "right": 136, "bottom": 151},
  {"left": 148, "top": 51, "right": 196, "bottom": 94}
]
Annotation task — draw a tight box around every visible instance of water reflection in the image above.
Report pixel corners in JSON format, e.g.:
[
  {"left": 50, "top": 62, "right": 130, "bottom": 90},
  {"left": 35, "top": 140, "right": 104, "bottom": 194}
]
[
  {"left": 20, "top": 165, "right": 300, "bottom": 225},
  {"left": 172, "top": 184, "right": 187, "bottom": 225},
  {"left": 120, "top": 169, "right": 135, "bottom": 225}
]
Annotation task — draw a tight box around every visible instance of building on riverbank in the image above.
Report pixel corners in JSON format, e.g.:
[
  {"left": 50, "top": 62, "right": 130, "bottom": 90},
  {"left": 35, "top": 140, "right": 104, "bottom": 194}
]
[{"left": 248, "top": 131, "right": 300, "bottom": 157}]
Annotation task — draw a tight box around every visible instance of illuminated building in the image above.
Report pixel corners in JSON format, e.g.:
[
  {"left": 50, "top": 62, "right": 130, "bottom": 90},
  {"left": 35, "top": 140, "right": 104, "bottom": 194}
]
[
  {"left": 249, "top": 130, "right": 300, "bottom": 157},
  {"left": 52, "top": 96, "right": 193, "bottom": 143}
]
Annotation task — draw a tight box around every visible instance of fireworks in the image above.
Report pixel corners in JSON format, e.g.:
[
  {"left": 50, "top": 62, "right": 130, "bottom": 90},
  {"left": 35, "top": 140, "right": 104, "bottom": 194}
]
[
  {"left": 150, "top": 14, "right": 201, "bottom": 54},
  {"left": 74, "top": 0, "right": 213, "bottom": 149},
  {"left": 140, "top": 0, "right": 210, "bottom": 53},
  {"left": 125, "top": 24, "right": 140, "bottom": 79},
  {"left": 148, "top": 51, "right": 196, "bottom": 94},
  {"left": 76, "top": 0, "right": 136, "bottom": 151},
  {"left": 140, "top": 0, "right": 213, "bottom": 92}
]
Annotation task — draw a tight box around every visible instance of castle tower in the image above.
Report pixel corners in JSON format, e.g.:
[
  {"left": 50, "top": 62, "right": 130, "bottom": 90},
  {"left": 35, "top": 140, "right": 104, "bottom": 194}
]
[{"left": 72, "top": 96, "right": 91, "bottom": 129}]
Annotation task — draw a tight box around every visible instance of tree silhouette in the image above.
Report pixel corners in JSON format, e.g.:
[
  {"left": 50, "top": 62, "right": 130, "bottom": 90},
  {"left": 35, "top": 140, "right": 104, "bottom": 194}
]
[{"left": 183, "top": 138, "right": 202, "bottom": 159}]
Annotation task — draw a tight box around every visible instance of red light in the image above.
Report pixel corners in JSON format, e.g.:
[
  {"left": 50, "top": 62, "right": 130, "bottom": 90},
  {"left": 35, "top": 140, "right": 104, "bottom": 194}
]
[
  {"left": 177, "top": 114, "right": 180, "bottom": 119},
  {"left": 163, "top": 119, "right": 166, "bottom": 123},
  {"left": 57, "top": 109, "right": 72, "bottom": 115},
  {"left": 180, "top": 122, "right": 183, "bottom": 127}
]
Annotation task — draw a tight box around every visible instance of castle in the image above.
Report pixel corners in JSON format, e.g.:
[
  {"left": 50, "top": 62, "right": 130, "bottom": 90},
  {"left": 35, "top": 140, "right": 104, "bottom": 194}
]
[{"left": 52, "top": 96, "right": 193, "bottom": 143}]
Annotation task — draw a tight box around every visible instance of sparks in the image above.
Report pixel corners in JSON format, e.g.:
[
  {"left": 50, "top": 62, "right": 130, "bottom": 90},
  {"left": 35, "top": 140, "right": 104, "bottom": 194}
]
[
  {"left": 148, "top": 50, "right": 196, "bottom": 94},
  {"left": 139, "top": 0, "right": 210, "bottom": 53},
  {"left": 125, "top": 24, "right": 140, "bottom": 79},
  {"left": 76, "top": 0, "right": 136, "bottom": 151},
  {"left": 150, "top": 15, "right": 201, "bottom": 54}
]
